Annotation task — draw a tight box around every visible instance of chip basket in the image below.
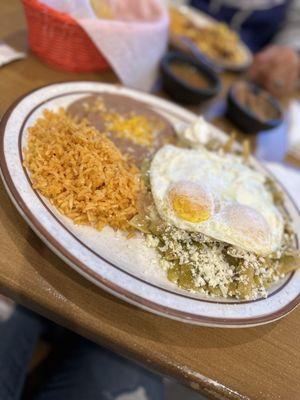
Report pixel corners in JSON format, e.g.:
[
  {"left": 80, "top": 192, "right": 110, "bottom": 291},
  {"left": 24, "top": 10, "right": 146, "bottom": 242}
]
[{"left": 21, "top": 0, "right": 110, "bottom": 72}]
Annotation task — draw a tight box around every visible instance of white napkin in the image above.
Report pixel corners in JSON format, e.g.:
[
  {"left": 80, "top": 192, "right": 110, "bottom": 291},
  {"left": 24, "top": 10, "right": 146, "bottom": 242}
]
[
  {"left": 39, "top": 0, "right": 169, "bottom": 91},
  {"left": 0, "top": 295, "right": 15, "bottom": 322},
  {"left": 286, "top": 100, "right": 300, "bottom": 161},
  {"left": 266, "top": 162, "right": 300, "bottom": 209},
  {"left": 0, "top": 42, "right": 25, "bottom": 68}
]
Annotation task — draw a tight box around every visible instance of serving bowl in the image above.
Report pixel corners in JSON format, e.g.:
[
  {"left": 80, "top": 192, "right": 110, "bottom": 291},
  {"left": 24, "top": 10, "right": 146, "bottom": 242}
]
[
  {"left": 161, "top": 52, "right": 221, "bottom": 105},
  {"left": 227, "top": 81, "right": 284, "bottom": 133}
]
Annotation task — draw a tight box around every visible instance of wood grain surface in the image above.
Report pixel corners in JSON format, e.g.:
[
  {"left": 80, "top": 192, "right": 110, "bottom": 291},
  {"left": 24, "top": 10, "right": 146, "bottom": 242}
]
[{"left": 0, "top": 1, "right": 300, "bottom": 399}]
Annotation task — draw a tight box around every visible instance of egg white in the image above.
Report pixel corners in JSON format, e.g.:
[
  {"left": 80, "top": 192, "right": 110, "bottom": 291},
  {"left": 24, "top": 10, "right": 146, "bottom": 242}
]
[{"left": 150, "top": 145, "right": 284, "bottom": 255}]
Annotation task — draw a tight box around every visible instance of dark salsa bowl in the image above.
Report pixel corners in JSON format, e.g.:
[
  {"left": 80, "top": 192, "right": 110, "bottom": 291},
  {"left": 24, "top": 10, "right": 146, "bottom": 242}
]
[
  {"left": 227, "top": 81, "right": 284, "bottom": 133},
  {"left": 160, "top": 52, "right": 221, "bottom": 105}
]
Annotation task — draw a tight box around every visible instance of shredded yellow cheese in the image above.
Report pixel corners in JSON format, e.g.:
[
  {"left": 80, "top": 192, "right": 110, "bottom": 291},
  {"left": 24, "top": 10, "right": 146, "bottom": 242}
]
[
  {"left": 83, "top": 98, "right": 163, "bottom": 148},
  {"left": 104, "top": 113, "right": 155, "bottom": 147}
]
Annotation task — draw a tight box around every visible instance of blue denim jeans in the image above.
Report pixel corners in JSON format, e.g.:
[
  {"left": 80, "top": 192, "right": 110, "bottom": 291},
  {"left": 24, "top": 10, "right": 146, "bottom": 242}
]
[{"left": 0, "top": 306, "right": 163, "bottom": 400}]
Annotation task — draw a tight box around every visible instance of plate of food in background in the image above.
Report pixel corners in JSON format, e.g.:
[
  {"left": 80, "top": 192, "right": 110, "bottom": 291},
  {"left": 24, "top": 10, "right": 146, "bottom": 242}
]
[
  {"left": 0, "top": 82, "right": 299, "bottom": 328},
  {"left": 169, "top": 5, "right": 253, "bottom": 71}
]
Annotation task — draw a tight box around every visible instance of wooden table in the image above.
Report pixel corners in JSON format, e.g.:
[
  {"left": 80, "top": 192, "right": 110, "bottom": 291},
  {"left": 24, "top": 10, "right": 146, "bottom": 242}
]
[{"left": 1, "top": 2, "right": 300, "bottom": 399}]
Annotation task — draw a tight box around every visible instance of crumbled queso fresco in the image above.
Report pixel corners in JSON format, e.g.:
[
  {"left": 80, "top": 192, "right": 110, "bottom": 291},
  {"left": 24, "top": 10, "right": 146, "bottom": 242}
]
[
  {"left": 146, "top": 225, "right": 292, "bottom": 300},
  {"left": 137, "top": 125, "right": 298, "bottom": 300}
]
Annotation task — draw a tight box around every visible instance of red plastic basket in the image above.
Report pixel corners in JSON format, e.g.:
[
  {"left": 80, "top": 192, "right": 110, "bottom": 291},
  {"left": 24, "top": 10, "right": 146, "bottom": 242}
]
[{"left": 21, "top": 0, "right": 110, "bottom": 72}]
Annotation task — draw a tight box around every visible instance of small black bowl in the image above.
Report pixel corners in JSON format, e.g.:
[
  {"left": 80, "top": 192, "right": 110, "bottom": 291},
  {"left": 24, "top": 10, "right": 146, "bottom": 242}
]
[
  {"left": 227, "top": 81, "right": 284, "bottom": 133},
  {"left": 160, "top": 52, "right": 221, "bottom": 105}
]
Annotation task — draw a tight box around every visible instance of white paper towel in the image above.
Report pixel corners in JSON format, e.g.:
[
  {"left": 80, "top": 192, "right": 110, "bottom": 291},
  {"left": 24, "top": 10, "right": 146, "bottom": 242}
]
[{"left": 40, "top": 0, "right": 169, "bottom": 91}]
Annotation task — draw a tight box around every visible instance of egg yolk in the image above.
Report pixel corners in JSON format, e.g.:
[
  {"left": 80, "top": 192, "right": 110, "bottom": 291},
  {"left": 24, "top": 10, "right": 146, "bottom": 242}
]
[
  {"left": 223, "top": 204, "right": 271, "bottom": 249},
  {"left": 168, "top": 181, "right": 213, "bottom": 223}
]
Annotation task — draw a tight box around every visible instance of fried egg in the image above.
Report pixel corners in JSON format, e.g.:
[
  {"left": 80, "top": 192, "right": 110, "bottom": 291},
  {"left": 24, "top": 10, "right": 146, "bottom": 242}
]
[{"left": 150, "top": 145, "right": 283, "bottom": 255}]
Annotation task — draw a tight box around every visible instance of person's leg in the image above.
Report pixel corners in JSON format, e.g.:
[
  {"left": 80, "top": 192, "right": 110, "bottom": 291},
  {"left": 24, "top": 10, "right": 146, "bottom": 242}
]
[
  {"left": 34, "top": 331, "right": 164, "bottom": 400},
  {"left": 0, "top": 305, "right": 45, "bottom": 400}
]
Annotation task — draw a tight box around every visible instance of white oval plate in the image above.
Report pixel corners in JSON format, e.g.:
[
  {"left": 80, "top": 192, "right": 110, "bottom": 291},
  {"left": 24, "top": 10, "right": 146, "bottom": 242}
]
[{"left": 1, "top": 82, "right": 299, "bottom": 328}]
